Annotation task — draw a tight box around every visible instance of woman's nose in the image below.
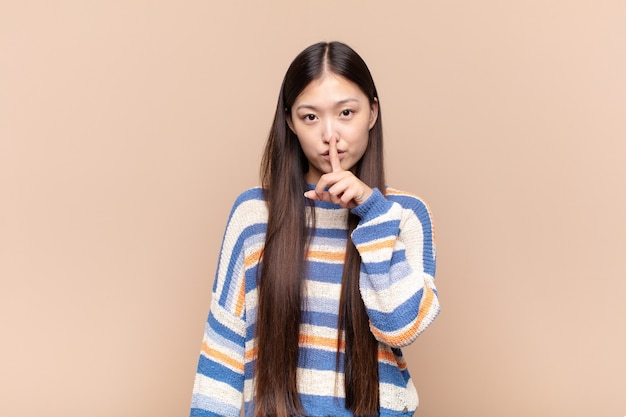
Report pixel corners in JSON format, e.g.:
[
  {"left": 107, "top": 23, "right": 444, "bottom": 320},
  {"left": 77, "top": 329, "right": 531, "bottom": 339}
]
[{"left": 322, "top": 119, "right": 338, "bottom": 143}]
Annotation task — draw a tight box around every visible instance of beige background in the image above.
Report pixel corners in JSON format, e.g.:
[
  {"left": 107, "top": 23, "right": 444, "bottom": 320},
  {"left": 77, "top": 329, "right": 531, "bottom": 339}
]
[{"left": 1, "top": 1, "right": 625, "bottom": 416}]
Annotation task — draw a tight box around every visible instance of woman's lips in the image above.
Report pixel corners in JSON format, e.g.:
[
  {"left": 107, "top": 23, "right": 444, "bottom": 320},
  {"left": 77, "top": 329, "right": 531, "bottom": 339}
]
[{"left": 322, "top": 151, "right": 345, "bottom": 160}]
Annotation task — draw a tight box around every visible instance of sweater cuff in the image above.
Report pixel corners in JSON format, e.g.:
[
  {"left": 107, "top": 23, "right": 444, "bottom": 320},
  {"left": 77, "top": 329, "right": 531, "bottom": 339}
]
[{"left": 351, "top": 188, "right": 392, "bottom": 220}]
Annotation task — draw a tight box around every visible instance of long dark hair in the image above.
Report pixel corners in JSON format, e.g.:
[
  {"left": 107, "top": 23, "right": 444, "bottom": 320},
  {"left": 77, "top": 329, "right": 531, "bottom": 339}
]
[{"left": 257, "top": 41, "right": 385, "bottom": 417}]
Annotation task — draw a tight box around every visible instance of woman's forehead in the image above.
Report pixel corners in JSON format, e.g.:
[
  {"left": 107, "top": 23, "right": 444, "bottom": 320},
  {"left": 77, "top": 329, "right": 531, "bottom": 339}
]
[{"left": 294, "top": 73, "right": 368, "bottom": 108}]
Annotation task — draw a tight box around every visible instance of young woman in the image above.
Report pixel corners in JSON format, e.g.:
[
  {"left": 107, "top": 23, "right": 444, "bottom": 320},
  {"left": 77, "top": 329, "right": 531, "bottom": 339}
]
[{"left": 191, "top": 41, "right": 440, "bottom": 417}]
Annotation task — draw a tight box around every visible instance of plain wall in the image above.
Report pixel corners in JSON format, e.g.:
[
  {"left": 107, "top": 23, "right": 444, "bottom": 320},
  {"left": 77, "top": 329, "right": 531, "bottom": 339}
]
[{"left": 1, "top": 1, "right": 625, "bottom": 416}]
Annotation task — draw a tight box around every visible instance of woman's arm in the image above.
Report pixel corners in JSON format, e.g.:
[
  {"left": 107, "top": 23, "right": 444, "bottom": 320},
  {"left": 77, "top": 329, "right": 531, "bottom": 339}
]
[
  {"left": 351, "top": 188, "right": 439, "bottom": 348},
  {"left": 191, "top": 193, "right": 258, "bottom": 417}
]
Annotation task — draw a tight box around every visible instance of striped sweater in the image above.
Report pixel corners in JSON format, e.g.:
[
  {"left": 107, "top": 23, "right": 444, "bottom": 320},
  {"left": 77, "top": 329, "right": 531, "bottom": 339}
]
[{"left": 191, "top": 186, "right": 439, "bottom": 417}]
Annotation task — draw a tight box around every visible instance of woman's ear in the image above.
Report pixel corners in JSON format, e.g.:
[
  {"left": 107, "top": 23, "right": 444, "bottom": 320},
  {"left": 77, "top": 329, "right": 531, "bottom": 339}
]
[
  {"left": 285, "top": 108, "right": 296, "bottom": 133},
  {"left": 369, "top": 98, "right": 379, "bottom": 129}
]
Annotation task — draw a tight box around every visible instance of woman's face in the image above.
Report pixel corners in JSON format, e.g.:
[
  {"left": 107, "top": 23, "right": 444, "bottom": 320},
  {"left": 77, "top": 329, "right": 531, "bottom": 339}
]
[{"left": 287, "top": 72, "right": 378, "bottom": 184}]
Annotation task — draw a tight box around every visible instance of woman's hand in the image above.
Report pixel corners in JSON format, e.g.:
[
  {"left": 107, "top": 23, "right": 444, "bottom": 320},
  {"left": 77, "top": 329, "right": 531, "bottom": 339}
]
[{"left": 304, "top": 139, "right": 373, "bottom": 209}]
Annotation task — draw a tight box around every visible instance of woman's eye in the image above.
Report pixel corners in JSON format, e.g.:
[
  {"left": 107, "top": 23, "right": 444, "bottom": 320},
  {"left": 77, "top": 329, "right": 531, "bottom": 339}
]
[
  {"left": 341, "top": 109, "right": 353, "bottom": 117},
  {"left": 304, "top": 114, "right": 317, "bottom": 121}
]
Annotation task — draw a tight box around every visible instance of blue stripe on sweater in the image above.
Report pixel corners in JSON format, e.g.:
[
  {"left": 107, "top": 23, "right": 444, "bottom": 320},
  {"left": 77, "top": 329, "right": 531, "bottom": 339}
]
[
  {"left": 365, "top": 289, "right": 424, "bottom": 331},
  {"left": 387, "top": 193, "right": 436, "bottom": 277},
  {"left": 299, "top": 393, "right": 351, "bottom": 417},
  {"left": 306, "top": 261, "right": 344, "bottom": 283},
  {"left": 378, "top": 361, "right": 410, "bottom": 386},
  {"left": 351, "top": 219, "right": 401, "bottom": 245},
  {"left": 301, "top": 311, "right": 338, "bottom": 329},
  {"left": 299, "top": 393, "right": 415, "bottom": 417},
  {"left": 205, "top": 323, "right": 245, "bottom": 357},
  {"left": 296, "top": 350, "right": 410, "bottom": 387},
  {"left": 207, "top": 312, "right": 244, "bottom": 345},
  {"left": 359, "top": 251, "right": 410, "bottom": 278},
  {"left": 191, "top": 405, "right": 238, "bottom": 417},
  {"left": 197, "top": 355, "right": 242, "bottom": 390},
  {"left": 309, "top": 227, "right": 349, "bottom": 239},
  {"left": 217, "top": 223, "right": 266, "bottom": 309},
  {"left": 298, "top": 348, "right": 345, "bottom": 371},
  {"left": 191, "top": 393, "right": 241, "bottom": 417},
  {"left": 302, "top": 296, "right": 340, "bottom": 314}
]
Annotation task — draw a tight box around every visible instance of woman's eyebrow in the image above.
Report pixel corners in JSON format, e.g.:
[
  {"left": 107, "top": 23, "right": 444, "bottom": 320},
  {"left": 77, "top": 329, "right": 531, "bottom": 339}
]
[
  {"left": 336, "top": 98, "right": 360, "bottom": 106},
  {"left": 295, "top": 98, "right": 360, "bottom": 111}
]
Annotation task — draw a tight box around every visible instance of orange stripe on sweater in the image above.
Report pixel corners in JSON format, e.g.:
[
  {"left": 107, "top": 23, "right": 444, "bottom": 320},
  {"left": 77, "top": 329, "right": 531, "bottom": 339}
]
[
  {"left": 244, "top": 248, "right": 262, "bottom": 269},
  {"left": 369, "top": 286, "right": 435, "bottom": 345},
  {"left": 378, "top": 350, "right": 407, "bottom": 370},
  {"left": 236, "top": 250, "right": 262, "bottom": 316},
  {"left": 299, "top": 334, "right": 346, "bottom": 351},
  {"left": 415, "top": 285, "right": 435, "bottom": 331},
  {"left": 245, "top": 347, "right": 257, "bottom": 362},
  {"left": 234, "top": 283, "right": 245, "bottom": 317},
  {"left": 244, "top": 340, "right": 407, "bottom": 370},
  {"left": 307, "top": 250, "right": 345, "bottom": 262},
  {"left": 385, "top": 188, "right": 423, "bottom": 200},
  {"left": 357, "top": 238, "right": 395, "bottom": 253},
  {"left": 245, "top": 337, "right": 344, "bottom": 361},
  {"left": 370, "top": 320, "right": 417, "bottom": 346},
  {"left": 202, "top": 342, "right": 244, "bottom": 372}
]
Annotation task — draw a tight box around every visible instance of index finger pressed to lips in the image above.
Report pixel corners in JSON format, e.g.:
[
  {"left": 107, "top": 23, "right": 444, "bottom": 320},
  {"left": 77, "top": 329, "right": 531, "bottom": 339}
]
[{"left": 329, "top": 138, "right": 341, "bottom": 173}]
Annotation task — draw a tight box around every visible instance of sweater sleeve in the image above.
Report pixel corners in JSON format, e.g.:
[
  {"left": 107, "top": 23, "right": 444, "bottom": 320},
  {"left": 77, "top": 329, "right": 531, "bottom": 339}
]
[
  {"left": 350, "top": 188, "right": 439, "bottom": 348},
  {"left": 190, "top": 196, "right": 250, "bottom": 417}
]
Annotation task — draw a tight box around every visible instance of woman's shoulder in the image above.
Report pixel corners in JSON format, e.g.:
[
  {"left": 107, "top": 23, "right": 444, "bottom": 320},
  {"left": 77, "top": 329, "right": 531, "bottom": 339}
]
[
  {"left": 384, "top": 186, "right": 434, "bottom": 222},
  {"left": 231, "top": 186, "right": 266, "bottom": 207},
  {"left": 385, "top": 186, "right": 430, "bottom": 206},
  {"left": 226, "top": 186, "right": 268, "bottom": 224}
]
